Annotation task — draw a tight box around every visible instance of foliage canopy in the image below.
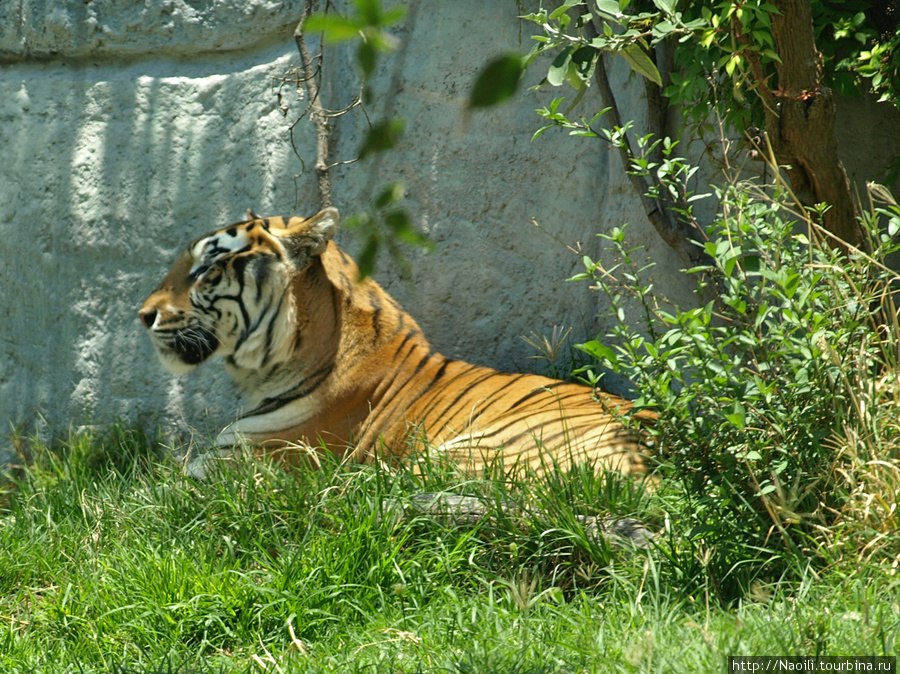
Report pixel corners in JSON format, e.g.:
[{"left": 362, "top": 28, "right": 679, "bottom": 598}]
[{"left": 525, "top": 0, "right": 900, "bottom": 134}]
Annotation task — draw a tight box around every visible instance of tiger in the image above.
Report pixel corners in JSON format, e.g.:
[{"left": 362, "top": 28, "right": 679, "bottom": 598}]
[{"left": 139, "top": 208, "right": 656, "bottom": 477}]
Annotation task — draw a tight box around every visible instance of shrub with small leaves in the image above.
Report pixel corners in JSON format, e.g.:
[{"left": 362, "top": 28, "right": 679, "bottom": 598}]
[{"left": 574, "top": 147, "right": 900, "bottom": 580}]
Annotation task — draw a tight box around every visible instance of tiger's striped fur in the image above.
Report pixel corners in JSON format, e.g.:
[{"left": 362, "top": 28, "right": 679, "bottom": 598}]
[{"left": 140, "top": 208, "right": 654, "bottom": 475}]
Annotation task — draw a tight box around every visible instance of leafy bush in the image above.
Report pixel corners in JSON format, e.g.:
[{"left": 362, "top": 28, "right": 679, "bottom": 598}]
[{"left": 574, "top": 144, "right": 900, "bottom": 589}]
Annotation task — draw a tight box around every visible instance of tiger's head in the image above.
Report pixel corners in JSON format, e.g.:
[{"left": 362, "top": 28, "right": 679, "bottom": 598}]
[{"left": 139, "top": 208, "right": 339, "bottom": 375}]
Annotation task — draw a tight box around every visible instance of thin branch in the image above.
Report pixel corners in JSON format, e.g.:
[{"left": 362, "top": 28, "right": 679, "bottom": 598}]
[
  {"left": 593, "top": 51, "right": 706, "bottom": 267},
  {"left": 643, "top": 43, "right": 668, "bottom": 173},
  {"left": 294, "top": 0, "right": 333, "bottom": 209},
  {"left": 585, "top": 12, "right": 707, "bottom": 268},
  {"left": 322, "top": 98, "right": 363, "bottom": 118},
  {"left": 323, "top": 158, "right": 360, "bottom": 171}
]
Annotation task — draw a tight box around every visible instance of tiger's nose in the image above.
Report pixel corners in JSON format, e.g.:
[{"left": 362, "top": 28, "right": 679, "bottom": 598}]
[{"left": 139, "top": 308, "right": 157, "bottom": 329}]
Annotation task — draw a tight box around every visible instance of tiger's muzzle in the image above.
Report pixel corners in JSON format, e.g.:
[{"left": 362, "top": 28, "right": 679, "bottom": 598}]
[{"left": 139, "top": 307, "right": 219, "bottom": 369}]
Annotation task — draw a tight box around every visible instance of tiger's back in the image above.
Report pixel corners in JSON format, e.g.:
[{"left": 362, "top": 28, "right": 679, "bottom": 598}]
[
  {"left": 139, "top": 208, "right": 653, "bottom": 476},
  {"left": 355, "top": 343, "right": 652, "bottom": 474}
]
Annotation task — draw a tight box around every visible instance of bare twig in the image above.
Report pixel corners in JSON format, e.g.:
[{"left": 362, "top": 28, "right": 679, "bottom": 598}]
[{"left": 294, "top": 0, "right": 333, "bottom": 209}]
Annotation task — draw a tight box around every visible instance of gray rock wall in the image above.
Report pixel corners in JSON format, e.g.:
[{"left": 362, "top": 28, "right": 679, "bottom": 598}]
[{"left": 1, "top": 0, "right": 897, "bottom": 449}]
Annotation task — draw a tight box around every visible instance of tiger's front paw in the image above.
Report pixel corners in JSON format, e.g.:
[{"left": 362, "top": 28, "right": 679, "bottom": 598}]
[{"left": 183, "top": 448, "right": 239, "bottom": 480}]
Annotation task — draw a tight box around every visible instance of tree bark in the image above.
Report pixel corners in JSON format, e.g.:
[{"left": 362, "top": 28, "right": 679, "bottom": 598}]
[{"left": 765, "top": 0, "right": 861, "bottom": 248}]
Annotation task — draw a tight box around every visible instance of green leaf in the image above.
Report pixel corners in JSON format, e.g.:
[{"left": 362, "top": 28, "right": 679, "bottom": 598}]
[
  {"left": 783, "top": 272, "right": 801, "bottom": 298},
  {"left": 742, "top": 254, "right": 761, "bottom": 273},
  {"left": 385, "top": 210, "right": 430, "bottom": 248},
  {"left": 621, "top": 44, "right": 662, "bottom": 87},
  {"left": 359, "top": 118, "right": 405, "bottom": 158},
  {"left": 594, "top": 0, "right": 622, "bottom": 20},
  {"left": 888, "top": 216, "right": 900, "bottom": 237},
  {"left": 303, "top": 14, "right": 363, "bottom": 44},
  {"left": 570, "top": 45, "right": 598, "bottom": 81},
  {"left": 380, "top": 5, "right": 407, "bottom": 27},
  {"left": 549, "top": 0, "right": 583, "bottom": 21},
  {"left": 751, "top": 29, "right": 773, "bottom": 48},
  {"left": 724, "top": 54, "right": 740, "bottom": 76},
  {"left": 356, "top": 235, "right": 380, "bottom": 280},
  {"left": 652, "top": 0, "right": 675, "bottom": 14},
  {"left": 576, "top": 340, "right": 619, "bottom": 367},
  {"left": 469, "top": 53, "right": 525, "bottom": 108},
  {"left": 357, "top": 40, "right": 377, "bottom": 78},
  {"left": 532, "top": 125, "right": 556, "bottom": 141},
  {"left": 652, "top": 20, "right": 675, "bottom": 39},
  {"left": 352, "top": 0, "right": 381, "bottom": 25},
  {"left": 385, "top": 210, "right": 419, "bottom": 243},
  {"left": 588, "top": 107, "right": 611, "bottom": 125},
  {"left": 547, "top": 48, "right": 573, "bottom": 87},
  {"left": 374, "top": 182, "right": 406, "bottom": 208}
]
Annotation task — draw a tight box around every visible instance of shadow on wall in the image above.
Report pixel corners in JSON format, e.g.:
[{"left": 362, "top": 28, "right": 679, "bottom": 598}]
[{"left": 0, "top": 43, "right": 313, "bottom": 440}]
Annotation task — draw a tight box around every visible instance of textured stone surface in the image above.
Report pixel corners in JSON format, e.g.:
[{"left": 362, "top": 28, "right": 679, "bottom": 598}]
[
  {"left": 1, "top": 0, "right": 896, "bottom": 458},
  {"left": 0, "top": 0, "right": 302, "bottom": 61},
  {"left": 0, "top": 43, "right": 306, "bottom": 443}
]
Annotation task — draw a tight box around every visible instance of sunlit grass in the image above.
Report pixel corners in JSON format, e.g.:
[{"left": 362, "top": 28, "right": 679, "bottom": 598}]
[{"left": 0, "top": 424, "right": 897, "bottom": 673}]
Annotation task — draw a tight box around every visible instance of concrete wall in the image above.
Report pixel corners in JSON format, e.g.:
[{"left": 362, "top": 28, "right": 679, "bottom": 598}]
[{"left": 1, "top": 0, "right": 897, "bottom": 451}]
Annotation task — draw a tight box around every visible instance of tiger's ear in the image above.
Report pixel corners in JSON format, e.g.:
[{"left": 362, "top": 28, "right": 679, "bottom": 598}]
[
  {"left": 276, "top": 207, "right": 340, "bottom": 262},
  {"left": 245, "top": 208, "right": 262, "bottom": 221},
  {"left": 304, "top": 207, "right": 339, "bottom": 254},
  {"left": 306, "top": 206, "right": 340, "bottom": 249}
]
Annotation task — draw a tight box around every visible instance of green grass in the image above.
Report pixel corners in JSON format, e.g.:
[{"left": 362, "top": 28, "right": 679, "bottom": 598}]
[{"left": 0, "top": 426, "right": 897, "bottom": 673}]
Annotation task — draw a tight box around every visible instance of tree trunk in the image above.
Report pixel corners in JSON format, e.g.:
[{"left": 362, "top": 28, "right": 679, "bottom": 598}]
[{"left": 765, "top": 0, "right": 861, "bottom": 249}]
